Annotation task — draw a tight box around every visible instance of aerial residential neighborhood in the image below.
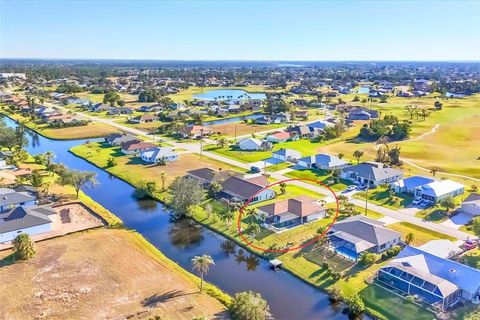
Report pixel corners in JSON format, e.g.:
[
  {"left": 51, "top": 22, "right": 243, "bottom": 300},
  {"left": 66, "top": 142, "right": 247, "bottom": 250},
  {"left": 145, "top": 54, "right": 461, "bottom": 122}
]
[{"left": 0, "top": 1, "right": 479, "bottom": 320}]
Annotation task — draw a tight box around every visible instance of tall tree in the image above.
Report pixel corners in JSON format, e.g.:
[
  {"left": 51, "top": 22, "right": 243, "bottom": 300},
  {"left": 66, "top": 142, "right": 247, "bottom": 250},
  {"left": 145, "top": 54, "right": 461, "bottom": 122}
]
[
  {"left": 353, "top": 150, "right": 364, "bottom": 164},
  {"left": 230, "top": 291, "right": 271, "bottom": 320},
  {"left": 191, "top": 255, "right": 215, "bottom": 293},
  {"left": 169, "top": 176, "right": 204, "bottom": 217},
  {"left": 57, "top": 169, "right": 97, "bottom": 198}
]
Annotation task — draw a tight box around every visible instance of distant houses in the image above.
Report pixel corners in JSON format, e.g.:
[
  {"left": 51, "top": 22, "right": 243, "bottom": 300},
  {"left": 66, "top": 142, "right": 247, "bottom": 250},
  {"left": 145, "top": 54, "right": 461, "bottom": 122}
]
[
  {"left": 237, "top": 138, "right": 268, "bottom": 151},
  {"left": 266, "top": 131, "right": 292, "bottom": 143},
  {"left": 104, "top": 133, "right": 138, "bottom": 147},
  {"left": 177, "top": 125, "right": 214, "bottom": 139},
  {"left": 120, "top": 141, "right": 157, "bottom": 155},
  {"left": 128, "top": 114, "right": 159, "bottom": 124}
]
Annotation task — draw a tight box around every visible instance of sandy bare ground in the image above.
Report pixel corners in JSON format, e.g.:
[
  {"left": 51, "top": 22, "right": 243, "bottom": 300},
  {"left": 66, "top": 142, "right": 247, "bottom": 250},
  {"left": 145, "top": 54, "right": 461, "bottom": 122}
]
[
  {"left": 0, "top": 228, "right": 228, "bottom": 320},
  {"left": 0, "top": 203, "right": 105, "bottom": 251}
]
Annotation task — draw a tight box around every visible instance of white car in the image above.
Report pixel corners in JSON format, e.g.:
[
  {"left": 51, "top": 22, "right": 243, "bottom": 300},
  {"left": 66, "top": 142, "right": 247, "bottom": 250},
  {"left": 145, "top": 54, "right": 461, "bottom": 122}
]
[{"left": 346, "top": 185, "right": 357, "bottom": 191}]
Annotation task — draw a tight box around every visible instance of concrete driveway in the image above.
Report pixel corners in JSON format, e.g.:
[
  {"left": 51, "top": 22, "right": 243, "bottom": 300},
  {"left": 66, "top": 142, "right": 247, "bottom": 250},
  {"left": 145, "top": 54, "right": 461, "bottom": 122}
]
[{"left": 440, "top": 211, "right": 474, "bottom": 230}]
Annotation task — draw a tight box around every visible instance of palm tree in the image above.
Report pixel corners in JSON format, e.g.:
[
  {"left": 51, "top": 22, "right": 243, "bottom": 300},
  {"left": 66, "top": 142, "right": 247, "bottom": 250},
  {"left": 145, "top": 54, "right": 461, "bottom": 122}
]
[
  {"left": 44, "top": 151, "right": 56, "bottom": 168},
  {"left": 245, "top": 207, "right": 257, "bottom": 224},
  {"left": 279, "top": 182, "right": 287, "bottom": 195},
  {"left": 405, "top": 232, "right": 415, "bottom": 245},
  {"left": 160, "top": 171, "right": 166, "bottom": 191},
  {"left": 217, "top": 137, "right": 227, "bottom": 149},
  {"left": 191, "top": 255, "right": 215, "bottom": 293},
  {"left": 430, "top": 169, "right": 438, "bottom": 177}
]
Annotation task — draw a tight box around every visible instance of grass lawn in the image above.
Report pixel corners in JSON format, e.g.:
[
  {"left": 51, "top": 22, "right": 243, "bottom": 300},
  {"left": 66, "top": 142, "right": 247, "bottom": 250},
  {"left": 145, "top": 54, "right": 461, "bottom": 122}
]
[
  {"left": 459, "top": 247, "right": 480, "bottom": 269},
  {"left": 354, "top": 186, "right": 413, "bottom": 209},
  {"left": 69, "top": 142, "right": 247, "bottom": 194},
  {"left": 359, "top": 285, "right": 435, "bottom": 320},
  {"left": 415, "top": 193, "right": 469, "bottom": 223},
  {"left": 320, "top": 94, "right": 480, "bottom": 180},
  {"left": 388, "top": 222, "right": 457, "bottom": 245},
  {"left": 284, "top": 168, "right": 352, "bottom": 192},
  {"left": 266, "top": 162, "right": 292, "bottom": 172},
  {"left": 208, "top": 121, "right": 286, "bottom": 138}
]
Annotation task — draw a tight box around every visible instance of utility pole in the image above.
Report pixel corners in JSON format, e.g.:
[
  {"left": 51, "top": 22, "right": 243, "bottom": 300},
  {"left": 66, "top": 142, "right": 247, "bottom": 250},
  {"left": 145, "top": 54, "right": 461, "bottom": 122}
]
[
  {"left": 234, "top": 124, "right": 237, "bottom": 142},
  {"left": 200, "top": 128, "right": 204, "bottom": 159},
  {"left": 365, "top": 174, "right": 371, "bottom": 216}
]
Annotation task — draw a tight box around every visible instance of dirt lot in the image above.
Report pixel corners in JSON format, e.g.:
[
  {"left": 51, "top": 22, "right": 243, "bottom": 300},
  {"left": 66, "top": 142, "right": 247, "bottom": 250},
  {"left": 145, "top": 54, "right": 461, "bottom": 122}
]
[
  {"left": 0, "top": 203, "right": 105, "bottom": 251},
  {"left": 207, "top": 122, "right": 284, "bottom": 137},
  {"left": 0, "top": 228, "right": 228, "bottom": 320}
]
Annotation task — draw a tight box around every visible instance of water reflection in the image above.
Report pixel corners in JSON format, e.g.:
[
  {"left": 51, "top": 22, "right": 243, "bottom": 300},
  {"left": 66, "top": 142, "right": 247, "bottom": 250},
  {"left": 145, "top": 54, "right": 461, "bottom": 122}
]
[
  {"left": 220, "top": 240, "right": 236, "bottom": 256},
  {"left": 168, "top": 219, "right": 204, "bottom": 249}
]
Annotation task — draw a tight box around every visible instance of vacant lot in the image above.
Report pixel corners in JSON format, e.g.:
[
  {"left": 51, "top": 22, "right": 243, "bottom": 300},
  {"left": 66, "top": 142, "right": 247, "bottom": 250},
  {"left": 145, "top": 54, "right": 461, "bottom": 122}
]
[
  {"left": 0, "top": 228, "right": 228, "bottom": 320},
  {"left": 388, "top": 222, "right": 456, "bottom": 245},
  {"left": 208, "top": 121, "right": 285, "bottom": 137}
]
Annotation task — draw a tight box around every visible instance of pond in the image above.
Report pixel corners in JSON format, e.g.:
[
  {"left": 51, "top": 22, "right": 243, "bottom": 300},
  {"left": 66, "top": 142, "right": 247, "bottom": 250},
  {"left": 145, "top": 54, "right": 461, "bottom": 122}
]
[
  {"left": 2, "top": 115, "right": 358, "bottom": 320},
  {"left": 201, "top": 113, "right": 264, "bottom": 126},
  {"left": 193, "top": 89, "right": 266, "bottom": 101},
  {"left": 357, "top": 87, "right": 371, "bottom": 94}
]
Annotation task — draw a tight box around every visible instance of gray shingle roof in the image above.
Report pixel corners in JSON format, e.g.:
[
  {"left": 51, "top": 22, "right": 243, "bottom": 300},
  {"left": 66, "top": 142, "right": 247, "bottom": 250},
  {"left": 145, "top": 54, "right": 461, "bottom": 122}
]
[
  {"left": 0, "top": 206, "right": 53, "bottom": 233},
  {"left": 331, "top": 215, "right": 401, "bottom": 246},
  {"left": 343, "top": 162, "right": 403, "bottom": 181},
  {"left": 221, "top": 176, "right": 268, "bottom": 200},
  {"left": 0, "top": 191, "right": 36, "bottom": 207}
]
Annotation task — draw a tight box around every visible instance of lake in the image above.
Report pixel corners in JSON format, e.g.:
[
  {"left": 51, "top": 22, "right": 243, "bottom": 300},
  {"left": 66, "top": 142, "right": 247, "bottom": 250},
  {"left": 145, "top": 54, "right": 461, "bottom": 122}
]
[
  {"left": 2, "top": 115, "right": 353, "bottom": 320},
  {"left": 193, "top": 89, "right": 266, "bottom": 101}
]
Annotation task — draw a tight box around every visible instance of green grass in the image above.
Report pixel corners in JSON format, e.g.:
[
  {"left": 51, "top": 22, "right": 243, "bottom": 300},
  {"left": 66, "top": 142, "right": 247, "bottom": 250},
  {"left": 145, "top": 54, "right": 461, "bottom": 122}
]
[
  {"left": 359, "top": 285, "right": 435, "bottom": 320},
  {"left": 459, "top": 248, "right": 480, "bottom": 269},
  {"left": 265, "top": 162, "right": 292, "bottom": 172},
  {"left": 388, "top": 222, "right": 456, "bottom": 245},
  {"left": 415, "top": 193, "right": 468, "bottom": 223},
  {"left": 354, "top": 187, "right": 413, "bottom": 209}
]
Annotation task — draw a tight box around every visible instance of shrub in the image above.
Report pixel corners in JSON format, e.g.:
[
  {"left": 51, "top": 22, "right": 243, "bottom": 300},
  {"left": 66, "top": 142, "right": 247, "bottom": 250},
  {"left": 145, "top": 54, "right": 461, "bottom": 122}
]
[
  {"left": 13, "top": 233, "right": 36, "bottom": 260},
  {"left": 359, "top": 252, "right": 377, "bottom": 266},
  {"left": 327, "top": 285, "right": 343, "bottom": 302},
  {"left": 345, "top": 294, "right": 365, "bottom": 317},
  {"left": 322, "top": 262, "right": 330, "bottom": 269},
  {"left": 330, "top": 271, "right": 342, "bottom": 280}
]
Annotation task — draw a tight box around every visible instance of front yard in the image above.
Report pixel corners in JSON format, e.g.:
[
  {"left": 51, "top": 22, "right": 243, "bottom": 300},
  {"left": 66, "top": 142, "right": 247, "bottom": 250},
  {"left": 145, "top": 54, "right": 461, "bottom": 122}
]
[
  {"left": 354, "top": 186, "right": 413, "bottom": 209},
  {"left": 284, "top": 168, "right": 352, "bottom": 192},
  {"left": 388, "top": 222, "right": 457, "bottom": 245}
]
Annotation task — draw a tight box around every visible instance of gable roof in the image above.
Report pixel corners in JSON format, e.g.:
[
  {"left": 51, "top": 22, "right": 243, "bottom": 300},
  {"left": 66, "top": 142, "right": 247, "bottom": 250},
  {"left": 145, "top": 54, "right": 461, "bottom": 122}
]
[
  {"left": 187, "top": 168, "right": 241, "bottom": 184},
  {"left": 121, "top": 141, "right": 157, "bottom": 151},
  {"left": 314, "top": 153, "right": 348, "bottom": 168},
  {"left": 343, "top": 161, "right": 403, "bottom": 181},
  {"left": 221, "top": 176, "right": 271, "bottom": 200},
  {"left": 0, "top": 206, "right": 53, "bottom": 233},
  {"left": 420, "top": 180, "right": 464, "bottom": 198},
  {"left": 391, "top": 245, "right": 480, "bottom": 296},
  {"left": 393, "top": 176, "right": 434, "bottom": 189},
  {"left": 0, "top": 191, "right": 36, "bottom": 207},
  {"left": 273, "top": 148, "right": 301, "bottom": 157},
  {"left": 463, "top": 193, "right": 480, "bottom": 205},
  {"left": 238, "top": 137, "right": 262, "bottom": 147},
  {"left": 140, "top": 147, "right": 177, "bottom": 160},
  {"left": 258, "top": 195, "right": 326, "bottom": 218},
  {"left": 331, "top": 215, "right": 401, "bottom": 247}
]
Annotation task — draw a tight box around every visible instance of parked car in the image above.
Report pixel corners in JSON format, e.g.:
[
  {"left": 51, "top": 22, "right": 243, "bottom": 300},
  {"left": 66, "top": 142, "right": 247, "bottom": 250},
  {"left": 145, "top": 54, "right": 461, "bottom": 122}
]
[
  {"left": 412, "top": 198, "right": 423, "bottom": 205},
  {"left": 346, "top": 185, "right": 356, "bottom": 192},
  {"left": 250, "top": 166, "right": 261, "bottom": 173}
]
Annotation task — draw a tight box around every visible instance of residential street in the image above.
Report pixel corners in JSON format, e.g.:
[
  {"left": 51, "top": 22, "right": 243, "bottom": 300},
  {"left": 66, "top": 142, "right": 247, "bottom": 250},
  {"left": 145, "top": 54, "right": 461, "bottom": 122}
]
[{"left": 51, "top": 102, "right": 477, "bottom": 241}]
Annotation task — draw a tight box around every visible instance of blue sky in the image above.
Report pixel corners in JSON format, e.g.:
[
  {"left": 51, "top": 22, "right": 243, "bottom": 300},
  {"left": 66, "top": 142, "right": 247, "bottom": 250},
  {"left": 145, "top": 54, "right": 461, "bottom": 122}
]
[{"left": 1, "top": 0, "right": 479, "bottom": 60}]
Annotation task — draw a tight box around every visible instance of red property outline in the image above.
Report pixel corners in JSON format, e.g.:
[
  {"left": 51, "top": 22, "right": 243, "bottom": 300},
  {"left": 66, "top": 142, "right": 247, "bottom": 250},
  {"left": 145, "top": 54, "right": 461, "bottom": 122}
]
[{"left": 237, "top": 178, "right": 340, "bottom": 253}]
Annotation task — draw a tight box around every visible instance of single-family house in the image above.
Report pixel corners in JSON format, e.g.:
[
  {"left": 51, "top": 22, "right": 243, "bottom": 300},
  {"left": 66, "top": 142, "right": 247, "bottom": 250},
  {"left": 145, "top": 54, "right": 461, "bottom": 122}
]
[
  {"left": 219, "top": 176, "right": 276, "bottom": 204},
  {"left": 107, "top": 107, "right": 133, "bottom": 116},
  {"left": 298, "top": 153, "right": 349, "bottom": 170},
  {"left": 272, "top": 148, "right": 302, "bottom": 162},
  {"left": 327, "top": 215, "right": 402, "bottom": 260},
  {"left": 377, "top": 245, "right": 480, "bottom": 310},
  {"left": 120, "top": 141, "right": 157, "bottom": 155},
  {"left": 257, "top": 195, "right": 327, "bottom": 229},
  {"left": 417, "top": 240, "right": 462, "bottom": 259},
  {"left": 177, "top": 125, "right": 213, "bottom": 139},
  {"left": 417, "top": 180, "right": 465, "bottom": 203},
  {"left": 128, "top": 114, "right": 159, "bottom": 124},
  {"left": 255, "top": 116, "right": 272, "bottom": 125},
  {"left": 0, "top": 188, "right": 37, "bottom": 212},
  {"left": 266, "top": 131, "right": 291, "bottom": 143},
  {"left": 0, "top": 205, "right": 55, "bottom": 243},
  {"left": 140, "top": 147, "right": 178, "bottom": 163},
  {"left": 186, "top": 168, "right": 242, "bottom": 187},
  {"left": 340, "top": 161, "right": 404, "bottom": 188},
  {"left": 390, "top": 176, "right": 435, "bottom": 194},
  {"left": 104, "top": 134, "right": 139, "bottom": 147},
  {"left": 461, "top": 193, "right": 480, "bottom": 215}
]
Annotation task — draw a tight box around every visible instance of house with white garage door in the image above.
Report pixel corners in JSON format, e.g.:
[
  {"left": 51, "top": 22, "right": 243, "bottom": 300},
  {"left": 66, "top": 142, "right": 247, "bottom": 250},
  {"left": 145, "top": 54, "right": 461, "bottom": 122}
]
[{"left": 461, "top": 193, "right": 480, "bottom": 215}]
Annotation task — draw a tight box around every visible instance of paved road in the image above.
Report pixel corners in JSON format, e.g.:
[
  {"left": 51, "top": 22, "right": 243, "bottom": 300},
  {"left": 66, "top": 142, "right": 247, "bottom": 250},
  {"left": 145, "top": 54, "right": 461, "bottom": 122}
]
[{"left": 51, "top": 102, "right": 476, "bottom": 241}]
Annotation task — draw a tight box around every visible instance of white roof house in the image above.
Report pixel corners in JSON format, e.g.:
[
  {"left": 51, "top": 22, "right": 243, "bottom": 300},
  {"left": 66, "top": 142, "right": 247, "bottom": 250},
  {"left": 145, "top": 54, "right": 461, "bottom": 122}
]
[
  {"left": 418, "top": 180, "right": 465, "bottom": 202},
  {"left": 418, "top": 240, "right": 462, "bottom": 259},
  {"left": 140, "top": 147, "right": 178, "bottom": 163},
  {"left": 237, "top": 138, "right": 263, "bottom": 151},
  {"left": 272, "top": 148, "right": 301, "bottom": 161}
]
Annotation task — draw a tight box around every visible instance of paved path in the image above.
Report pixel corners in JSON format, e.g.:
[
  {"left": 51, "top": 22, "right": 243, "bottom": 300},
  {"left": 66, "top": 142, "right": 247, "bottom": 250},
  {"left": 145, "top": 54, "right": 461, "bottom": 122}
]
[{"left": 48, "top": 101, "right": 476, "bottom": 240}]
